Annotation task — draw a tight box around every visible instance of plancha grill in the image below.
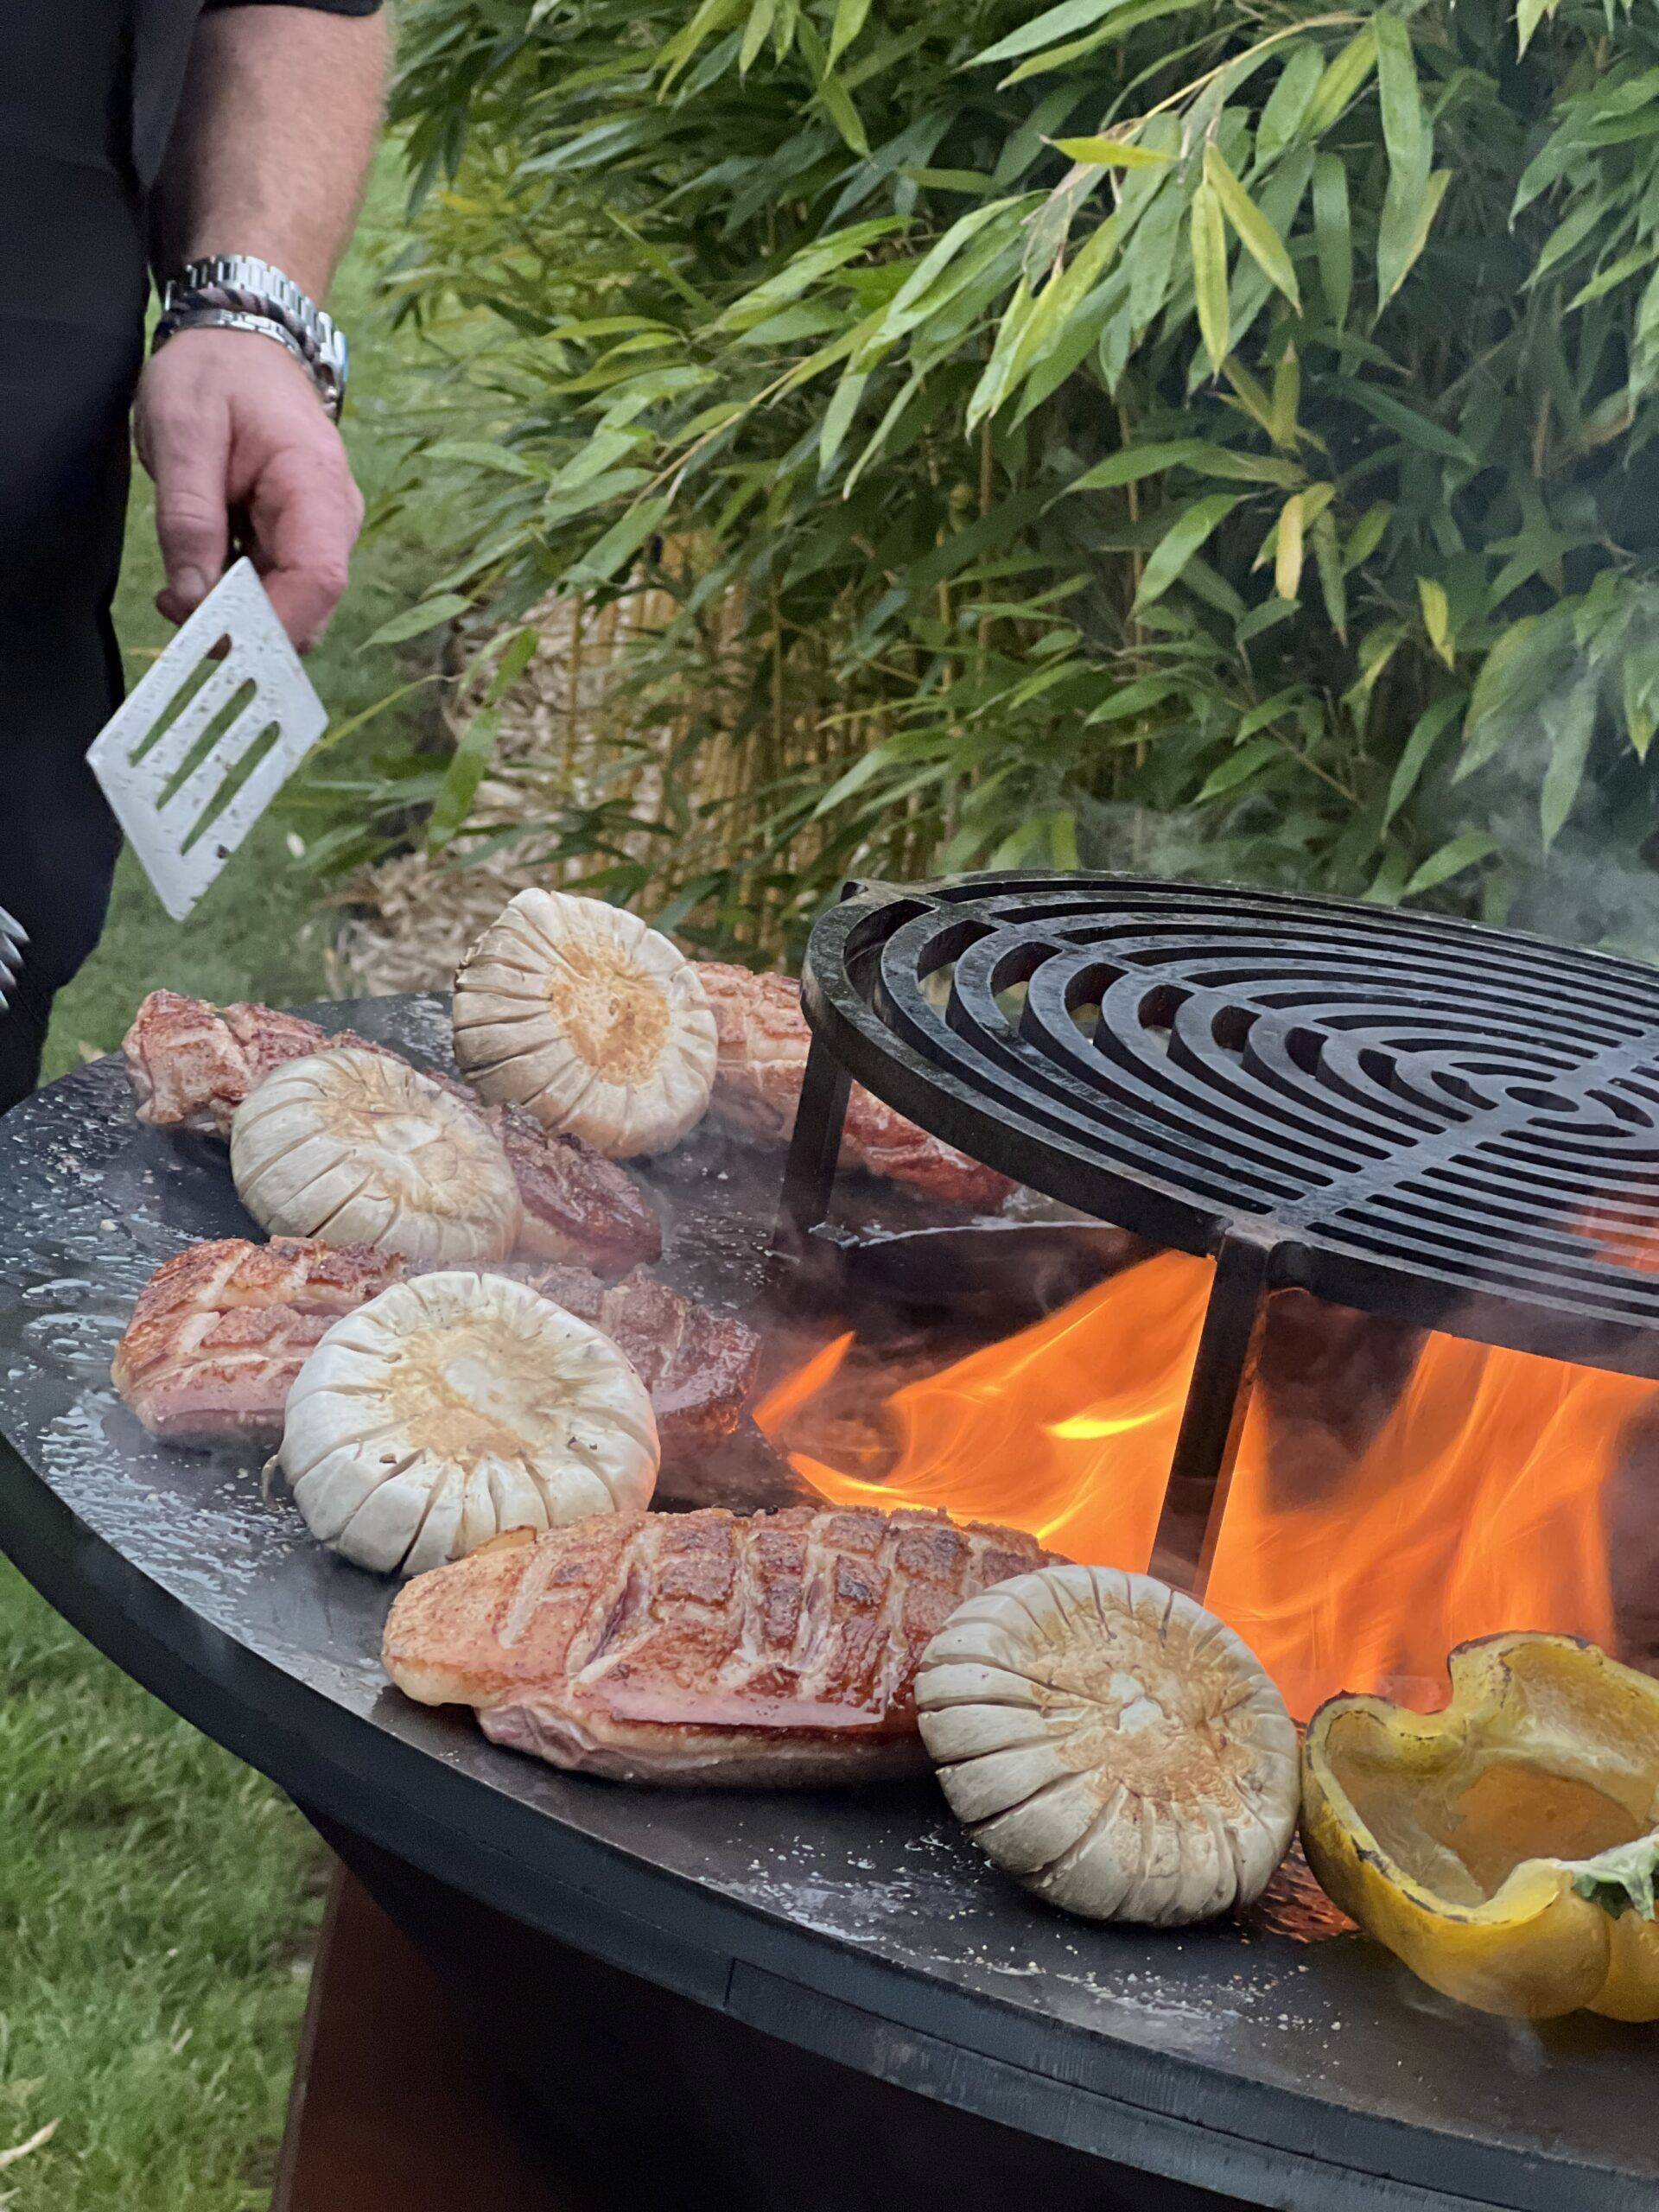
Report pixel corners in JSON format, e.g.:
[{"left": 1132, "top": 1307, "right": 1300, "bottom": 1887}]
[
  {"left": 782, "top": 873, "right": 1659, "bottom": 1580},
  {"left": 0, "top": 989, "right": 1656, "bottom": 2212}
]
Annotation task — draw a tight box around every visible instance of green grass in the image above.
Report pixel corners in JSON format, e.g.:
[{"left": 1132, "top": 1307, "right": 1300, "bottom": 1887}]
[
  {"left": 0, "top": 1584, "right": 325, "bottom": 2210},
  {"left": 6, "top": 151, "right": 460, "bottom": 2207}
]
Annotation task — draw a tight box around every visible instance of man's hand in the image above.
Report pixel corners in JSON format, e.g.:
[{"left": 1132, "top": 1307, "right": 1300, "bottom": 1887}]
[
  {"left": 142, "top": 0, "right": 386, "bottom": 651},
  {"left": 135, "top": 330, "right": 364, "bottom": 654}
]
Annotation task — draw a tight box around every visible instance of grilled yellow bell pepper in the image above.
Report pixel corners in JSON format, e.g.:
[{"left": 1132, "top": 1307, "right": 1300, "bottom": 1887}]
[{"left": 1301, "top": 1633, "right": 1659, "bottom": 2020}]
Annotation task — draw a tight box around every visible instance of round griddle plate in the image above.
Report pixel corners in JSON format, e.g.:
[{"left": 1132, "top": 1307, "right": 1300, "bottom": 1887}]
[{"left": 0, "top": 996, "right": 1651, "bottom": 2212}]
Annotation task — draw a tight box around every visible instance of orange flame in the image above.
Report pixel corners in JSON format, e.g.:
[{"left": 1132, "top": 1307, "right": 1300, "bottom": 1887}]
[{"left": 754, "top": 1253, "right": 1651, "bottom": 1718}]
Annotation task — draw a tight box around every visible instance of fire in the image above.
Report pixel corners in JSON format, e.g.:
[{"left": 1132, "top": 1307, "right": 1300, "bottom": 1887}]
[{"left": 754, "top": 1253, "right": 1653, "bottom": 1718}]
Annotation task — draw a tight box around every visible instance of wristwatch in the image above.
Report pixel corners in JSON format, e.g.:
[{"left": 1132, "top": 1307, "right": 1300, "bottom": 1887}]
[{"left": 154, "top": 255, "right": 350, "bottom": 420}]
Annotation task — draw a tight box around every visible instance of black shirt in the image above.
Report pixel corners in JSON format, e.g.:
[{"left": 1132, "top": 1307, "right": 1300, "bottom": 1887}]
[
  {"left": 0, "top": 1, "right": 145, "bottom": 613},
  {"left": 0, "top": 0, "right": 385, "bottom": 1099}
]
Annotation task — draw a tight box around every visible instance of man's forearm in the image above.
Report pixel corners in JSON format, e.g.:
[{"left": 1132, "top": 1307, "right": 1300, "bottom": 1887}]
[
  {"left": 152, "top": 5, "right": 391, "bottom": 299},
  {"left": 137, "top": 5, "right": 387, "bottom": 648}
]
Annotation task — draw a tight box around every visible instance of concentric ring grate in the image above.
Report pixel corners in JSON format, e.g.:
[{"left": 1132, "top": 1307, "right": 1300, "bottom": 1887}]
[{"left": 798, "top": 873, "right": 1659, "bottom": 1376}]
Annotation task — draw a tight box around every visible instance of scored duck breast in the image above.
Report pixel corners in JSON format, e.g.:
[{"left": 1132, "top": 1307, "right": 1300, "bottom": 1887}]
[
  {"left": 382, "top": 1505, "right": 1060, "bottom": 1787},
  {"left": 492, "top": 1103, "right": 660, "bottom": 1274},
  {"left": 110, "top": 1239, "right": 804, "bottom": 1509},
  {"left": 121, "top": 989, "right": 661, "bottom": 1274},
  {"left": 123, "top": 989, "right": 369, "bottom": 1139},
  {"left": 523, "top": 1262, "right": 760, "bottom": 1456},
  {"left": 693, "top": 962, "right": 1015, "bottom": 1211},
  {"left": 111, "top": 1236, "right": 406, "bottom": 1445}
]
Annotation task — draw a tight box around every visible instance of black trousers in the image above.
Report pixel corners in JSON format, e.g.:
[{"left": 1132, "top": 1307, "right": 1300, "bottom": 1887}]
[{"left": 0, "top": 131, "right": 147, "bottom": 1110}]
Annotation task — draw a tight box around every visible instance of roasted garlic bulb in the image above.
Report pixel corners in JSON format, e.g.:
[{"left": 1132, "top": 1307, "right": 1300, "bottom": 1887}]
[
  {"left": 452, "top": 890, "right": 717, "bottom": 1158},
  {"left": 231, "top": 1047, "right": 520, "bottom": 1264},
  {"left": 279, "top": 1270, "right": 659, "bottom": 1576},
  {"left": 917, "top": 1566, "right": 1298, "bottom": 1924}
]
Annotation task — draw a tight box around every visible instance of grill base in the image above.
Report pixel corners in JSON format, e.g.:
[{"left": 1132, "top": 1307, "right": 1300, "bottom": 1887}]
[{"left": 320, "top": 1818, "right": 1229, "bottom": 2212}]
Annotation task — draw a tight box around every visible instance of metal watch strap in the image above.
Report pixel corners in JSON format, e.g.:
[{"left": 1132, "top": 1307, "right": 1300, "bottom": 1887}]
[
  {"left": 155, "top": 254, "right": 348, "bottom": 420},
  {"left": 155, "top": 306, "right": 313, "bottom": 378}
]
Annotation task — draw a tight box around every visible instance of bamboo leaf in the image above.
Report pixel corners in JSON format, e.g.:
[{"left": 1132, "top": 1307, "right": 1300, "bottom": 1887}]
[
  {"left": 1068, "top": 438, "right": 1210, "bottom": 490},
  {"left": 967, "top": 276, "right": 1035, "bottom": 426},
  {"left": 423, "top": 439, "right": 548, "bottom": 480},
  {"left": 1062, "top": 439, "right": 1301, "bottom": 496},
  {"left": 1534, "top": 194, "right": 1616, "bottom": 287},
  {"left": 740, "top": 0, "right": 778, "bottom": 73},
  {"left": 1567, "top": 245, "right": 1650, "bottom": 313},
  {"left": 1220, "top": 356, "right": 1281, "bottom": 441},
  {"left": 1374, "top": 16, "right": 1427, "bottom": 181},
  {"left": 1419, "top": 576, "right": 1455, "bottom": 668},
  {"left": 658, "top": 0, "right": 745, "bottom": 86},
  {"left": 1274, "top": 493, "right": 1306, "bottom": 601},
  {"left": 1388, "top": 169, "right": 1452, "bottom": 304},
  {"left": 1459, "top": 611, "right": 1572, "bottom": 778},
  {"left": 1083, "top": 676, "right": 1186, "bottom": 723},
  {"left": 827, "top": 0, "right": 873, "bottom": 69},
  {"left": 1623, "top": 641, "right": 1659, "bottom": 760},
  {"left": 361, "top": 593, "right": 471, "bottom": 649},
  {"left": 1383, "top": 692, "right": 1465, "bottom": 826},
  {"left": 1301, "top": 28, "right": 1378, "bottom": 137},
  {"left": 428, "top": 709, "right": 501, "bottom": 851},
  {"left": 1402, "top": 831, "right": 1497, "bottom": 898},
  {"left": 1539, "top": 676, "right": 1598, "bottom": 847},
  {"left": 1272, "top": 344, "right": 1301, "bottom": 448},
  {"left": 817, "top": 69, "right": 870, "bottom": 156},
  {"left": 1203, "top": 143, "right": 1301, "bottom": 312},
  {"left": 1311, "top": 510, "right": 1346, "bottom": 638},
  {"left": 1516, "top": 0, "right": 1557, "bottom": 56},
  {"left": 485, "top": 626, "right": 541, "bottom": 704},
  {"left": 1313, "top": 153, "right": 1353, "bottom": 327},
  {"left": 819, "top": 372, "right": 868, "bottom": 474},
  {"left": 568, "top": 497, "right": 671, "bottom": 587},
  {"left": 1375, "top": 14, "right": 1431, "bottom": 308},
  {"left": 1197, "top": 733, "right": 1282, "bottom": 799},
  {"left": 1344, "top": 384, "right": 1478, "bottom": 466},
  {"left": 973, "top": 0, "right": 1145, "bottom": 67},
  {"left": 1344, "top": 502, "right": 1392, "bottom": 569},
  {"left": 1190, "top": 181, "right": 1230, "bottom": 374},
  {"left": 1135, "top": 493, "right": 1241, "bottom": 611},
  {"left": 999, "top": 0, "right": 1203, "bottom": 87},
  {"left": 1051, "top": 135, "right": 1170, "bottom": 168},
  {"left": 1344, "top": 620, "right": 1405, "bottom": 720},
  {"left": 1257, "top": 44, "right": 1324, "bottom": 162}
]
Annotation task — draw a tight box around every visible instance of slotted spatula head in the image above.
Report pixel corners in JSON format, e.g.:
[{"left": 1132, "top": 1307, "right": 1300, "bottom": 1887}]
[{"left": 87, "top": 559, "right": 327, "bottom": 922}]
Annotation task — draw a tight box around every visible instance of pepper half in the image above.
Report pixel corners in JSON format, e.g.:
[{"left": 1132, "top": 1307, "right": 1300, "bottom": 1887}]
[{"left": 1301, "top": 1633, "right": 1659, "bottom": 2019}]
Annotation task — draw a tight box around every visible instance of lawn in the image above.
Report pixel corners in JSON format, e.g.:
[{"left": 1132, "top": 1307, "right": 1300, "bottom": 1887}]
[{"left": 2, "top": 156, "right": 456, "bottom": 2209}]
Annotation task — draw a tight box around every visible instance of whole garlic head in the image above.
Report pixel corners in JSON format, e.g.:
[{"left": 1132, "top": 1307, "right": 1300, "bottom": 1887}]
[
  {"left": 279, "top": 1270, "right": 659, "bottom": 1576},
  {"left": 231, "top": 1047, "right": 520, "bottom": 1264},
  {"left": 916, "top": 1566, "right": 1298, "bottom": 1924},
  {"left": 452, "top": 890, "right": 717, "bottom": 1158}
]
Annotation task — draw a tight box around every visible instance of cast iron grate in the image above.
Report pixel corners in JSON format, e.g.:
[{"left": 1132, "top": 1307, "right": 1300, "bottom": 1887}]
[
  {"left": 779, "top": 873, "right": 1659, "bottom": 1578},
  {"left": 789, "top": 872, "right": 1659, "bottom": 1370}
]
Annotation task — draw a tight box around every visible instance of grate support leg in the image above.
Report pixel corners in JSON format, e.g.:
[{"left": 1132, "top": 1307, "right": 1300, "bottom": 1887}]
[
  {"left": 1150, "top": 1227, "right": 1278, "bottom": 1600},
  {"left": 772, "top": 1032, "right": 852, "bottom": 1263}
]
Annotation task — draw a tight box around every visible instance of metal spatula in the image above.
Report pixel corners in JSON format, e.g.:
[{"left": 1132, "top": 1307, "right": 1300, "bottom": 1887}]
[{"left": 87, "top": 558, "right": 328, "bottom": 922}]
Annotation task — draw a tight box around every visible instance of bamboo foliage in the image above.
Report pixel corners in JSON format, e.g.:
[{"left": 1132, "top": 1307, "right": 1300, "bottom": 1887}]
[{"left": 378, "top": 0, "right": 1659, "bottom": 961}]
